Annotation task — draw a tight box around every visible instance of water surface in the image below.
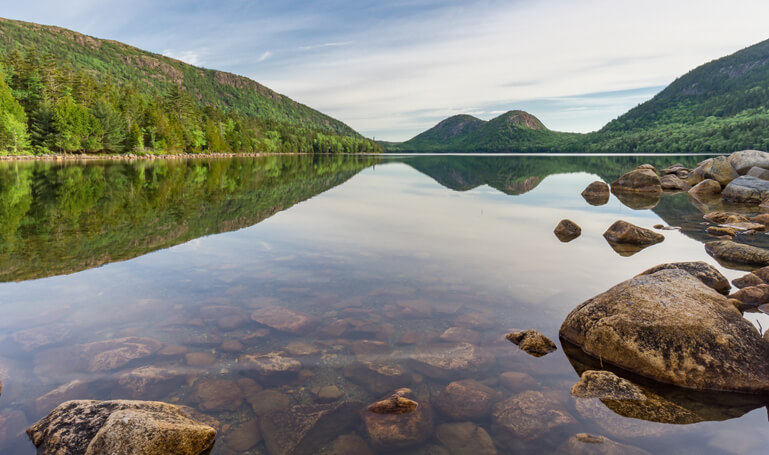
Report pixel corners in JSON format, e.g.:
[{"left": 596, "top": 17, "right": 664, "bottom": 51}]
[{"left": 1, "top": 154, "right": 768, "bottom": 454}]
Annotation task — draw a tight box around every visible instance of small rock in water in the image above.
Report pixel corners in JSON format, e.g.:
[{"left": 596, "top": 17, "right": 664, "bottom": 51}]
[
  {"left": 492, "top": 390, "right": 576, "bottom": 442},
  {"left": 707, "top": 226, "right": 736, "bottom": 237},
  {"left": 610, "top": 169, "right": 662, "bottom": 194},
  {"left": 732, "top": 272, "right": 765, "bottom": 289},
  {"left": 435, "top": 379, "right": 500, "bottom": 420},
  {"left": 192, "top": 379, "right": 244, "bottom": 412},
  {"left": 315, "top": 385, "right": 343, "bottom": 403},
  {"left": 505, "top": 329, "right": 557, "bottom": 357},
  {"left": 705, "top": 240, "right": 769, "bottom": 268},
  {"left": 728, "top": 284, "right": 769, "bottom": 309},
  {"left": 554, "top": 219, "right": 582, "bottom": 242},
  {"left": 570, "top": 370, "right": 646, "bottom": 401},
  {"left": 603, "top": 220, "right": 664, "bottom": 246},
  {"left": 362, "top": 389, "right": 433, "bottom": 450},
  {"left": 367, "top": 389, "right": 419, "bottom": 415},
  {"left": 498, "top": 371, "right": 538, "bottom": 392},
  {"left": 435, "top": 422, "right": 497, "bottom": 455},
  {"left": 225, "top": 418, "right": 261, "bottom": 452},
  {"left": 344, "top": 361, "right": 411, "bottom": 394},
  {"left": 581, "top": 181, "right": 610, "bottom": 206},
  {"left": 688, "top": 179, "right": 722, "bottom": 200}
]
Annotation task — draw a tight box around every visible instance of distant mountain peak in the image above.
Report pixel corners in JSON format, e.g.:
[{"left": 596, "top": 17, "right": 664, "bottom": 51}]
[{"left": 493, "top": 110, "right": 547, "bottom": 131}]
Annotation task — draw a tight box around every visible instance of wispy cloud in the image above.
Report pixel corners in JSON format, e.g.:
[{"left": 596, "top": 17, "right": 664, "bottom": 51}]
[
  {"left": 298, "top": 41, "right": 352, "bottom": 51},
  {"left": 162, "top": 49, "right": 202, "bottom": 66},
  {"left": 257, "top": 51, "right": 273, "bottom": 62}
]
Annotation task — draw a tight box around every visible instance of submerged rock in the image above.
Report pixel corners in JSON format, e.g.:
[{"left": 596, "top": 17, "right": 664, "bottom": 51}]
[
  {"left": 581, "top": 181, "right": 610, "bottom": 206},
  {"left": 555, "top": 433, "right": 652, "bottom": 455},
  {"left": 554, "top": 219, "right": 581, "bottom": 242},
  {"left": 688, "top": 179, "right": 722, "bottom": 200},
  {"left": 239, "top": 352, "right": 301, "bottom": 383},
  {"left": 261, "top": 401, "right": 360, "bottom": 455},
  {"left": 559, "top": 269, "right": 769, "bottom": 392},
  {"left": 505, "top": 329, "right": 557, "bottom": 357},
  {"left": 705, "top": 240, "right": 769, "bottom": 268},
  {"left": 362, "top": 389, "right": 433, "bottom": 450},
  {"left": 435, "top": 422, "right": 497, "bottom": 455},
  {"left": 409, "top": 343, "right": 494, "bottom": 379},
  {"left": 491, "top": 390, "right": 576, "bottom": 442},
  {"left": 343, "top": 361, "right": 411, "bottom": 394},
  {"left": 637, "top": 261, "right": 730, "bottom": 294},
  {"left": 722, "top": 176, "right": 769, "bottom": 204},
  {"left": 728, "top": 150, "right": 769, "bottom": 174},
  {"left": 34, "top": 337, "right": 162, "bottom": 377},
  {"left": 27, "top": 400, "right": 216, "bottom": 455},
  {"left": 603, "top": 221, "right": 664, "bottom": 246},
  {"left": 225, "top": 418, "right": 261, "bottom": 452},
  {"left": 367, "top": 389, "right": 419, "bottom": 415},
  {"left": 435, "top": 379, "right": 500, "bottom": 420},
  {"left": 570, "top": 370, "right": 646, "bottom": 400},
  {"left": 610, "top": 169, "right": 662, "bottom": 194},
  {"left": 250, "top": 306, "right": 313, "bottom": 333},
  {"left": 192, "top": 379, "right": 244, "bottom": 412}
]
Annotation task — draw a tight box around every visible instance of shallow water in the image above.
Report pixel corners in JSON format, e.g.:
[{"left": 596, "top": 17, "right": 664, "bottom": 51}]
[{"left": 1, "top": 154, "right": 769, "bottom": 454}]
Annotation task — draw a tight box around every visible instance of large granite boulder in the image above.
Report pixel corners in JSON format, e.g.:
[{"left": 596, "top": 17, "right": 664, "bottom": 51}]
[
  {"left": 637, "top": 261, "right": 730, "bottom": 294},
  {"left": 728, "top": 150, "right": 769, "bottom": 174},
  {"left": 610, "top": 169, "right": 661, "bottom": 194},
  {"left": 688, "top": 179, "right": 722, "bottom": 200},
  {"left": 559, "top": 269, "right": 769, "bottom": 392},
  {"left": 693, "top": 156, "right": 738, "bottom": 186},
  {"left": 722, "top": 176, "right": 769, "bottom": 204},
  {"left": 705, "top": 240, "right": 769, "bottom": 268},
  {"left": 27, "top": 400, "right": 216, "bottom": 455}
]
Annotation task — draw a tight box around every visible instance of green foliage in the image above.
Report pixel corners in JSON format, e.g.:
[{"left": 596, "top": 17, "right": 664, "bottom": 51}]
[{"left": 0, "top": 19, "right": 381, "bottom": 155}]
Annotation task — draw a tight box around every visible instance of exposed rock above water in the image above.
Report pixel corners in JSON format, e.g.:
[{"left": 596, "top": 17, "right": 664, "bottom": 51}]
[
  {"left": 603, "top": 220, "right": 665, "bottom": 246},
  {"left": 722, "top": 175, "right": 769, "bottom": 204},
  {"left": 554, "top": 219, "right": 582, "bottom": 242},
  {"left": 637, "top": 261, "right": 730, "bottom": 294},
  {"left": 610, "top": 169, "right": 662, "bottom": 194},
  {"left": 362, "top": 389, "right": 433, "bottom": 450},
  {"left": 27, "top": 400, "right": 216, "bottom": 455},
  {"left": 505, "top": 329, "right": 557, "bottom": 357},
  {"left": 705, "top": 240, "right": 769, "bottom": 268},
  {"left": 581, "top": 181, "right": 610, "bottom": 206},
  {"left": 367, "top": 389, "right": 419, "bottom": 415},
  {"left": 728, "top": 284, "right": 769, "bottom": 309},
  {"left": 688, "top": 179, "right": 722, "bottom": 200},
  {"left": 693, "top": 156, "right": 738, "bottom": 187},
  {"left": 728, "top": 150, "right": 769, "bottom": 174},
  {"left": 560, "top": 268, "right": 769, "bottom": 392},
  {"left": 732, "top": 272, "right": 764, "bottom": 289}
]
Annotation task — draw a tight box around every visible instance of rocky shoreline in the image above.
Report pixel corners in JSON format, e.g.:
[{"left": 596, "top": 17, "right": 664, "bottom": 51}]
[{"left": 0, "top": 152, "right": 317, "bottom": 162}]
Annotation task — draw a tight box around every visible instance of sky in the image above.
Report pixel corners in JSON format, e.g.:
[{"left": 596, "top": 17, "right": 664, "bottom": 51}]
[{"left": 4, "top": 0, "right": 769, "bottom": 141}]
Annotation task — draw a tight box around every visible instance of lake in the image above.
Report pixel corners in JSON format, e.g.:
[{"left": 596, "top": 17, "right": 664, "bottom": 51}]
[{"left": 1, "top": 154, "right": 768, "bottom": 454}]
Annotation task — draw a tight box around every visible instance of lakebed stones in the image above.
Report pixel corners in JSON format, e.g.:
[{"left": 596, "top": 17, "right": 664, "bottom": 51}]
[
  {"left": 344, "top": 361, "right": 411, "bottom": 394},
  {"left": 192, "top": 379, "right": 244, "bottom": 412},
  {"left": 505, "top": 329, "right": 557, "bottom": 357},
  {"left": 610, "top": 169, "right": 662, "bottom": 194},
  {"left": 27, "top": 400, "right": 216, "bottom": 455},
  {"left": 409, "top": 342, "right": 494, "bottom": 379},
  {"left": 435, "top": 422, "right": 497, "bottom": 455},
  {"left": 239, "top": 351, "right": 301, "bottom": 383},
  {"left": 560, "top": 268, "right": 769, "bottom": 392},
  {"left": 491, "top": 390, "right": 576, "bottom": 442},
  {"left": 262, "top": 401, "right": 360, "bottom": 455},
  {"left": 251, "top": 306, "right": 312, "bottom": 333},
  {"left": 554, "top": 433, "right": 652, "bottom": 455},
  {"left": 705, "top": 240, "right": 769, "bottom": 268},
  {"left": 722, "top": 175, "right": 769, "bottom": 204},
  {"left": 570, "top": 370, "right": 645, "bottom": 401},
  {"left": 581, "top": 181, "right": 610, "bottom": 206},
  {"left": 435, "top": 379, "right": 500, "bottom": 420},
  {"left": 554, "top": 219, "right": 581, "bottom": 242},
  {"left": 116, "top": 365, "right": 187, "bottom": 400},
  {"left": 367, "top": 389, "right": 419, "bottom": 415},
  {"left": 224, "top": 418, "right": 261, "bottom": 452},
  {"left": 362, "top": 389, "right": 433, "bottom": 450},
  {"left": 34, "top": 337, "right": 162, "bottom": 377},
  {"left": 636, "top": 261, "right": 730, "bottom": 294}
]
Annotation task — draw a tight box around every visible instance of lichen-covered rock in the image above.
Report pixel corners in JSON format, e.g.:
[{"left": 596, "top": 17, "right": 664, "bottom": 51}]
[
  {"left": 705, "top": 240, "right": 769, "bottom": 268},
  {"left": 581, "top": 181, "right": 610, "bottom": 206},
  {"left": 728, "top": 150, "right": 769, "bottom": 174},
  {"left": 693, "top": 156, "right": 738, "bottom": 186},
  {"left": 636, "top": 261, "right": 730, "bottom": 294},
  {"left": 505, "top": 329, "right": 557, "bottom": 357},
  {"left": 559, "top": 269, "right": 769, "bottom": 392},
  {"left": 603, "top": 221, "right": 664, "bottom": 246},
  {"left": 722, "top": 176, "right": 769, "bottom": 204},
  {"left": 26, "top": 400, "right": 216, "bottom": 455},
  {"left": 555, "top": 433, "right": 652, "bottom": 455},
  {"left": 570, "top": 370, "right": 645, "bottom": 400},
  {"left": 554, "top": 219, "right": 581, "bottom": 242},
  {"left": 610, "top": 169, "right": 662, "bottom": 194},
  {"left": 491, "top": 390, "right": 576, "bottom": 441},
  {"left": 435, "top": 379, "right": 500, "bottom": 420}
]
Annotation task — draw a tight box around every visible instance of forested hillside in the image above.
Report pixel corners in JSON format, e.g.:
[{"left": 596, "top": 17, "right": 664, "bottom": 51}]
[{"left": 0, "top": 18, "right": 380, "bottom": 155}]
